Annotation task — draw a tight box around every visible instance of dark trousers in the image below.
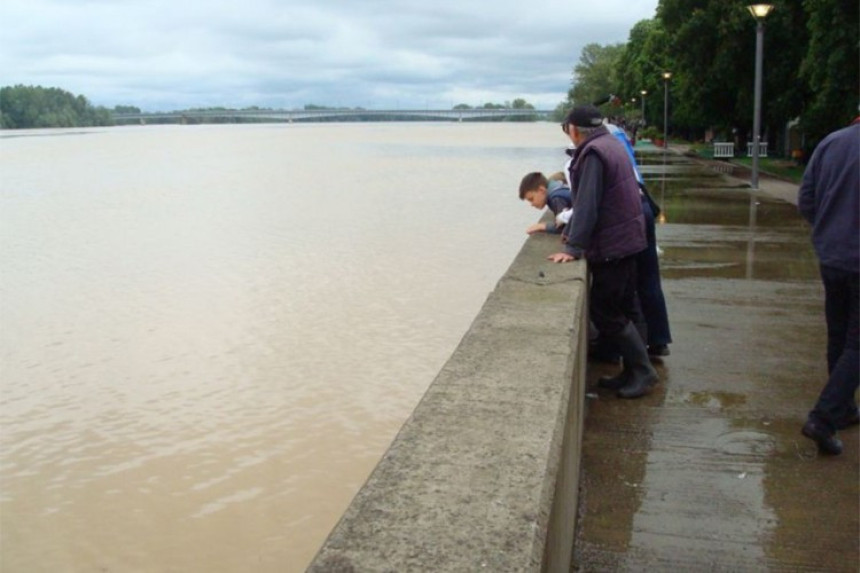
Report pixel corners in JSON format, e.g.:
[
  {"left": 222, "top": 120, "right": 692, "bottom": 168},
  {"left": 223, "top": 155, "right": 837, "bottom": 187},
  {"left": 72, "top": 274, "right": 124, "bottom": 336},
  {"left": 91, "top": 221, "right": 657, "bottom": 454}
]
[
  {"left": 810, "top": 264, "right": 860, "bottom": 431},
  {"left": 590, "top": 255, "right": 639, "bottom": 339},
  {"left": 637, "top": 197, "right": 672, "bottom": 346}
]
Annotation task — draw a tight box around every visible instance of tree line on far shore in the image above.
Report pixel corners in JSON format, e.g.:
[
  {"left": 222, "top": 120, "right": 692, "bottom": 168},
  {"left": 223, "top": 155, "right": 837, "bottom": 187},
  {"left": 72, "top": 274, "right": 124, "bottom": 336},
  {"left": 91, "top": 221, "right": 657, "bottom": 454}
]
[
  {"left": 0, "top": 85, "right": 116, "bottom": 129},
  {"left": 0, "top": 85, "right": 540, "bottom": 129}
]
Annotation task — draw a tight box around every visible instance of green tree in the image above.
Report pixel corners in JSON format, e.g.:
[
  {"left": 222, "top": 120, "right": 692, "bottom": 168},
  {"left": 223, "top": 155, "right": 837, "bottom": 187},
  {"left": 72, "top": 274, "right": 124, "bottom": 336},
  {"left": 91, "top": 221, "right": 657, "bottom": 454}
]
[
  {"left": 511, "top": 98, "right": 534, "bottom": 109},
  {"left": 565, "top": 0, "right": 856, "bottom": 151},
  {"left": 759, "top": 1, "right": 809, "bottom": 141},
  {"left": 657, "top": 0, "right": 755, "bottom": 138},
  {"left": 637, "top": 0, "right": 849, "bottom": 149},
  {"left": 568, "top": 43, "right": 626, "bottom": 107},
  {"left": 509, "top": 98, "right": 536, "bottom": 121},
  {"left": 656, "top": 0, "right": 808, "bottom": 142},
  {"left": 0, "top": 85, "right": 113, "bottom": 128},
  {"left": 799, "top": 0, "right": 859, "bottom": 147},
  {"left": 615, "top": 18, "right": 671, "bottom": 125}
]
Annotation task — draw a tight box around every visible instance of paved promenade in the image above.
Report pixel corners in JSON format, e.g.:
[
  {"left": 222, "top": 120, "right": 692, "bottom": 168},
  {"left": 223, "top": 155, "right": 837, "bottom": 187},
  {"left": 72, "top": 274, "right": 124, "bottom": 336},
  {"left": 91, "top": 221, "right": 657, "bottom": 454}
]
[{"left": 572, "top": 147, "right": 859, "bottom": 571}]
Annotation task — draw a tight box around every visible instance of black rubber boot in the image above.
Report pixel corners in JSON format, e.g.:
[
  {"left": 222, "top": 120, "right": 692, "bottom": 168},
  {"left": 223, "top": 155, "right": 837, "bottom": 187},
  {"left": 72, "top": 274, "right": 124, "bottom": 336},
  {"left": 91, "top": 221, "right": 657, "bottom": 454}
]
[
  {"left": 598, "top": 369, "right": 629, "bottom": 390},
  {"left": 611, "top": 322, "right": 659, "bottom": 399}
]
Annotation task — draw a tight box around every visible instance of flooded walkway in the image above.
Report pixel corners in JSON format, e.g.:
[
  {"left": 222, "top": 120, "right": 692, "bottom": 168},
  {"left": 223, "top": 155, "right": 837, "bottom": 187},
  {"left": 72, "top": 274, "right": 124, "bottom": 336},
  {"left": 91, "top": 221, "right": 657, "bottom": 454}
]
[{"left": 573, "top": 146, "right": 859, "bottom": 571}]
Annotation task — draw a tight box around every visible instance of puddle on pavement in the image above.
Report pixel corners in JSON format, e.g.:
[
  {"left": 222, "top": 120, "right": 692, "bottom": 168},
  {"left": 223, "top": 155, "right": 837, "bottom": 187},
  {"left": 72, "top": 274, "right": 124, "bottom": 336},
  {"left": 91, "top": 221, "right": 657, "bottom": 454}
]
[
  {"left": 676, "top": 390, "right": 748, "bottom": 410},
  {"left": 638, "top": 157, "right": 818, "bottom": 282},
  {"left": 712, "top": 429, "right": 776, "bottom": 456},
  {"left": 625, "top": 413, "right": 777, "bottom": 568}
]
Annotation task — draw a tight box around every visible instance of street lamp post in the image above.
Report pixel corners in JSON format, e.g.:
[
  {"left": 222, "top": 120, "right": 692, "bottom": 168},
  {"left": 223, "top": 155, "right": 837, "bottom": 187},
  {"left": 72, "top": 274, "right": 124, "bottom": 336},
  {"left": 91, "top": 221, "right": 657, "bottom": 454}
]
[
  {"left": 662, "top": 72, "right": 672, "bottom": 149},
  {"left": 748, "top": 3, "right": 774, "bottom": 189},
  {"left": 640, "top": 90, "right": 647, "bottom": 123}
]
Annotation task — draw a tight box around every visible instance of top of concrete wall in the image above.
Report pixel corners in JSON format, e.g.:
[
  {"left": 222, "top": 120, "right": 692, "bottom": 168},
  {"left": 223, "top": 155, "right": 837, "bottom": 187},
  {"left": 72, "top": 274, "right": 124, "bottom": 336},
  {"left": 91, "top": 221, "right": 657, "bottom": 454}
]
[{"left": 307, "top": 231, "right": 588, "bottom": 572}]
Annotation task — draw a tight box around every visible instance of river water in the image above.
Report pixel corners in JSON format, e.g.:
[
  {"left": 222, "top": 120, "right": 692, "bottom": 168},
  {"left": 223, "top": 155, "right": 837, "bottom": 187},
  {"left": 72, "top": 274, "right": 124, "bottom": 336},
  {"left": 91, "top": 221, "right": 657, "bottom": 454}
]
[{"left": 0, "top": 122, "right": 562, "bottom": 572}]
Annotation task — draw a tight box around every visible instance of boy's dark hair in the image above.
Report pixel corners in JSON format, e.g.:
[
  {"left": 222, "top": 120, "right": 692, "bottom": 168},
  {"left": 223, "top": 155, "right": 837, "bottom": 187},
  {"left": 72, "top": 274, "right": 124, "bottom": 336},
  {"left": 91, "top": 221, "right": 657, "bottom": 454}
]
[{"left": 518, "top": 172, "right": 548, "bottom": 199}]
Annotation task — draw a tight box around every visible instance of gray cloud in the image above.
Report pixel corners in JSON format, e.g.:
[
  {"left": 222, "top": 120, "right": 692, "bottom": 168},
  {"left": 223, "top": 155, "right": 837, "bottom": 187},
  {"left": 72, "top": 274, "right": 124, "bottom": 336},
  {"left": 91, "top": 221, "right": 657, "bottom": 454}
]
[{"left": 1, "top": 0, "right": 658, "bottom": 111}]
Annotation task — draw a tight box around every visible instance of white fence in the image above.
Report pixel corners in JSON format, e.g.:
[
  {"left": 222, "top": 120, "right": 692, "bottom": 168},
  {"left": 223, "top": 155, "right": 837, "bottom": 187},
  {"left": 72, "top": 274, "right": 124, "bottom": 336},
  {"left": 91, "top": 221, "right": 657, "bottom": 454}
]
[
  {"left": 712, "top": 141, "right": 770, "bottom": 159},
  {"left": 746, "top": 141, "right": 768, "bottom": 157},
  {"left": 713, "top": 142, "right": 735, "bottom": 158}
]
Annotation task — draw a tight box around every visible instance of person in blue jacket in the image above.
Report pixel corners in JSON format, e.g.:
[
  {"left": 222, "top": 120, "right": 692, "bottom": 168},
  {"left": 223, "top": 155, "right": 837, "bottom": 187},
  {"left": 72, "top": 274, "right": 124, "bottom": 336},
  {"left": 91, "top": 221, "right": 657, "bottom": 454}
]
[{"left": 797, "top": 118, "right": 860, "bottom": 456}]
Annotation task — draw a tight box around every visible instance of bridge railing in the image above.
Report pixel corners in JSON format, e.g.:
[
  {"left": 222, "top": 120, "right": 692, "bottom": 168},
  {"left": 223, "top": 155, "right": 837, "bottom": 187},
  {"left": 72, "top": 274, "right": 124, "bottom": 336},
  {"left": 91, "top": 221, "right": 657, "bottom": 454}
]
[{"left": 111, "top": 108, "right": 553, "bottom": 123}]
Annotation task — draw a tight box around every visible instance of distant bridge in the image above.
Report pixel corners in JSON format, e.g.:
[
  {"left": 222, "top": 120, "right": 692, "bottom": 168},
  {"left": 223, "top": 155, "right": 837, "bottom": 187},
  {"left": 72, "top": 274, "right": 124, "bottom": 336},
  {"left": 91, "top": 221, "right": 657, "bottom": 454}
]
[{"left": 112, "top": 108, "right": 554, "bottom": 124}]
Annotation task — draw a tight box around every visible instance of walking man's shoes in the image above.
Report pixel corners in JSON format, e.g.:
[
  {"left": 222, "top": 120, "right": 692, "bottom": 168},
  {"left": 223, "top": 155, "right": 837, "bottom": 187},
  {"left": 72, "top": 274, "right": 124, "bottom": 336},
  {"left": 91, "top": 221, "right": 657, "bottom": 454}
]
[{"left": 801, "top": 420, "right": 843, "bottom": 456}]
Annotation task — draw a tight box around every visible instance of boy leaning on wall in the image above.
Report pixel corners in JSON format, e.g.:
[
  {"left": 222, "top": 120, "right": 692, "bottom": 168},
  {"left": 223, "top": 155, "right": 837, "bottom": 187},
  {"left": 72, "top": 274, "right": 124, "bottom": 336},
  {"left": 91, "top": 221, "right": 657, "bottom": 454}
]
[{"left": 518, "top": 171, "right": 573, "bottom": 237}]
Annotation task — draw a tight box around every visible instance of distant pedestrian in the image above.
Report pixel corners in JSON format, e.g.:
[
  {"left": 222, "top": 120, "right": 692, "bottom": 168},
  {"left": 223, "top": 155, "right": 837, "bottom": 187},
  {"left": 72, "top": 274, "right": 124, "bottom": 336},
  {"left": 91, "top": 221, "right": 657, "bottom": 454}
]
[
  {"left": 551, "top": 104, "right": 659, "bottom": 399},
  {"left": 798, "top": 118, "right": 860, "bottom": 456}
]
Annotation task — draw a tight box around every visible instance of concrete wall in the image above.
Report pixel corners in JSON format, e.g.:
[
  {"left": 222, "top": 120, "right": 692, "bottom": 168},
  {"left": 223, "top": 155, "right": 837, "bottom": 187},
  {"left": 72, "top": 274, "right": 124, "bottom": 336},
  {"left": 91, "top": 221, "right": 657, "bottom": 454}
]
[{"left": 307, "top": 229, "right": 589, "bottom": 573}]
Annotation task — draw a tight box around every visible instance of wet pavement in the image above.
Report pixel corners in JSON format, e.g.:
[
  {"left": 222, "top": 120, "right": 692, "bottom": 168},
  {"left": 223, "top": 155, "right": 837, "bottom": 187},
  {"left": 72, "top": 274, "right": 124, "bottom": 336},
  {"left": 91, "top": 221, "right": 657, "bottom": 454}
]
[{"left": 572, "top": 146, "right": 859, "bottom": 571}]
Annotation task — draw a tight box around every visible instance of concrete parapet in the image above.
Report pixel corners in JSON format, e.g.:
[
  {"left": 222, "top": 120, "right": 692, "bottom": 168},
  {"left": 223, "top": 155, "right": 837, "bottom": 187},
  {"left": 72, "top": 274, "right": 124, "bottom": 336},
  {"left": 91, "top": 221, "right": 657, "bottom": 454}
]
[{"left": 308, "top": 230, "right": 589, "bottom": 572}]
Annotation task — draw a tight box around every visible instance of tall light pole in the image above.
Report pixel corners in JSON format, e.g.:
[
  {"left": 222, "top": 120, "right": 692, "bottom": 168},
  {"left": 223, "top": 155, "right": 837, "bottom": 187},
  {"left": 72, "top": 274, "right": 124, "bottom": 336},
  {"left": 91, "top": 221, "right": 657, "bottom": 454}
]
[
  {"left": 662, "top": 72, "right": 672, "bottom": 149},
  {"left": 640, "top": 90, "right": 647, "bottom": 123},
  {"left": 748, "top": 3, "right": 774, "bottom": 189}
]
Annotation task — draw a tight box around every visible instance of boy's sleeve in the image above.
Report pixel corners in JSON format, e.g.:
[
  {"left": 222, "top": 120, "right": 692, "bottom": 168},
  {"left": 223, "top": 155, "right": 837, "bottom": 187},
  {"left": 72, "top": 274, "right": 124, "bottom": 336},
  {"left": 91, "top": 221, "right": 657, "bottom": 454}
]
[{"left": 544, "top": 194, "right": 571, "bottom": 234}]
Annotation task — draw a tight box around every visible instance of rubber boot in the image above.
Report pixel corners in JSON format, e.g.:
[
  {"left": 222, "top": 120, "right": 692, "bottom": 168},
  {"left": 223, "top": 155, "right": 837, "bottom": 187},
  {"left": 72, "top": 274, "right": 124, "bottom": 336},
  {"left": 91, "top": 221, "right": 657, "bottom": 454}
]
[
  {"left": 598, "top": 368, "right": 628, "bottom": 390},
  {"left": 613, "top": 322, "right": 659, "bottom": 399},
  {"left": 597, "top": 322, "right": 654, "bottom": 392}
]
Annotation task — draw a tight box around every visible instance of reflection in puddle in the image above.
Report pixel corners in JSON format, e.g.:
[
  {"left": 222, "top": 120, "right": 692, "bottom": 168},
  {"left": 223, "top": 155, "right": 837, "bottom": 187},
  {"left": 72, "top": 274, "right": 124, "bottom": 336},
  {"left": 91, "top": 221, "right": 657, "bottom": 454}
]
[
  {"left": 713, "top": 430, "right": 776, "bottom": 456},
  {"left": 680, "top": 391, "right": 748, "bottom": 410},
  {"left": 628, "top": 415, "right": 776, "bottom": 566},
  {"left": 639, "top": 156, "right": 817, "bottom": 282}
]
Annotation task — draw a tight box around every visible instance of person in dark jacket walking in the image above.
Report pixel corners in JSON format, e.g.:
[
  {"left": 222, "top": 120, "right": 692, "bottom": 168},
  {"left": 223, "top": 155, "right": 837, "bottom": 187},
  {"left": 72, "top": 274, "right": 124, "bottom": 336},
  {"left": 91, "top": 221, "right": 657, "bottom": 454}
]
[
  {"left": 798, "top": 119, "right": 860, "bottom": 456},
  {"left": 548, "top": 105, "right": 659, "bottom": 399}
]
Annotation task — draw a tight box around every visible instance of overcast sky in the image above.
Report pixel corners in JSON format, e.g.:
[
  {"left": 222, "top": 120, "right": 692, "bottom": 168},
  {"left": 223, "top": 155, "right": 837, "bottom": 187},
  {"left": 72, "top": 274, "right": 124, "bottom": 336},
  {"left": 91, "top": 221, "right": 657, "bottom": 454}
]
[{"left": 2, "top": 0, "right": 658, "bottom": 112}]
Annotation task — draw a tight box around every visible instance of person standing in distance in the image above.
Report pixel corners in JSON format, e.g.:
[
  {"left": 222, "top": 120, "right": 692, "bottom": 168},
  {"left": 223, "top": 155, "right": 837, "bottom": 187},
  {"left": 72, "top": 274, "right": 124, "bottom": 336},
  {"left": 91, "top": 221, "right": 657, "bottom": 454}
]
[
  {"left": 549, "top": 105, "right": 659, "bottom": 399},
  {"left": 798, "top": 118, "right": 860, "bottom": 456}
]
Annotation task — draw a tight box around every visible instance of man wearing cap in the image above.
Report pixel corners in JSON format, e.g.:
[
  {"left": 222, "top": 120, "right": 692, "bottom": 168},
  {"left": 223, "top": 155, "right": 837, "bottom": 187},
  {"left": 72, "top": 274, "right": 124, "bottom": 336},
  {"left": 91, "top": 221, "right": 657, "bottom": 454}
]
[{"left": 550, "top": 104, "right": 659, "bottom": 398}]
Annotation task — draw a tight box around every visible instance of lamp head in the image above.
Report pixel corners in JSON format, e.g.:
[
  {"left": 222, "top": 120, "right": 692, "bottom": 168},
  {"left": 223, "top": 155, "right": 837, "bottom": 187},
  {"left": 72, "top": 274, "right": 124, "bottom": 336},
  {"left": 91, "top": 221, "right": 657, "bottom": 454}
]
[
  {"left": 747, "top": 4, "right": 774, "bottom": 20},
  {"left": 641, "top": 90, "right": 647, "bottom": 96},
  {"left": 662, "top": 71, "right": 672, "bottom": 81}
]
